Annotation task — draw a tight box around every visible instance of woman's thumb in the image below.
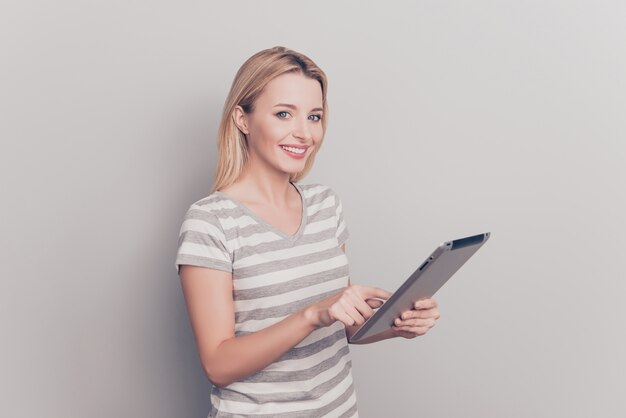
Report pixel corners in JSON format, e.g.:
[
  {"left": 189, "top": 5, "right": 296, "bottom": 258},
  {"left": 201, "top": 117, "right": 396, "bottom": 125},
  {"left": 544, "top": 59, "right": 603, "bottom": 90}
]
[{"left": 366, "top": 299, "right": 385, "bottom": 309}]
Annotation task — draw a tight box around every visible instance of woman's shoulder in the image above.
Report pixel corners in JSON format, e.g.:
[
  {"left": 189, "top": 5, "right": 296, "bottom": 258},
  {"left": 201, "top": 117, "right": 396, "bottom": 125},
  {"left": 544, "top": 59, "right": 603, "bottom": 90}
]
[
  {"left": 183, "top": 191, "right": 237, "bottom": 224},
  {"left": 188, "top": 191, "right": 229, "bottom": 208},
  {"left": 294, "top": 181, "right": 338, "bottom": 199},
  {"left": 295, "top": 182, "right": 347, "bottom": 211}
]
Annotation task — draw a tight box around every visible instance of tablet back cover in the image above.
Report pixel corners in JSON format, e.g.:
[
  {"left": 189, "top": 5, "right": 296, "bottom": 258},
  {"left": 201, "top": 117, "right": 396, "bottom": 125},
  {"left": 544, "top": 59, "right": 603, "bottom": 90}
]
[{"left": 349, "top": 232, "right": 490, "bottom": 343}]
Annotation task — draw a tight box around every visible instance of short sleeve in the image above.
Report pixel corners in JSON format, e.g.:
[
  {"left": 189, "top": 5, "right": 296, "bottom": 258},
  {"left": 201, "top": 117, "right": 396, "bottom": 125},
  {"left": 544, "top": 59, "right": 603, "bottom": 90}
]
[
  {"left": 333, "top": 189, "right": 350, "bottom": 247},
  {"left": 174, "top": 205, "right": 233, "bottom": 275}
]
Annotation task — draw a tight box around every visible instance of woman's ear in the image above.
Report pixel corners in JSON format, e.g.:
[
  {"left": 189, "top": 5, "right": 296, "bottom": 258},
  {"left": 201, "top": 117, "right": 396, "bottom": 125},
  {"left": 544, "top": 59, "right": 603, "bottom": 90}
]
[{"left": 232, "top": 105, "right": 250, "bottom": 135}]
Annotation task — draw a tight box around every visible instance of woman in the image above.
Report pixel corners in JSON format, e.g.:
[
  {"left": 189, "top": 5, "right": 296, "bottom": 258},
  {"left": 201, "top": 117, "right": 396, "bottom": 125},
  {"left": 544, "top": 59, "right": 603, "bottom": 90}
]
[{"left": 175, "top": 46, "right": 440, "bottom": 417}]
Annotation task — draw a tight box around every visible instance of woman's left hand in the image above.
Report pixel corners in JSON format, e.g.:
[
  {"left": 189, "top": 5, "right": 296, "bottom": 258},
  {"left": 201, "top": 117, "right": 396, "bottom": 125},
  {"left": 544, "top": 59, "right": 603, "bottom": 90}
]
[{"left": 391, "top": 298, "right": 440, "bottom": 339}]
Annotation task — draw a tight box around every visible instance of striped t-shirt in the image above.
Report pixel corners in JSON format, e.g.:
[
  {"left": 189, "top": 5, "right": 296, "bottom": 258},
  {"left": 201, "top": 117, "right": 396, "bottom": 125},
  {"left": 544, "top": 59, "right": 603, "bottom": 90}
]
[{"left": 175, "top": 181, "right": 358, "bottom": 418}]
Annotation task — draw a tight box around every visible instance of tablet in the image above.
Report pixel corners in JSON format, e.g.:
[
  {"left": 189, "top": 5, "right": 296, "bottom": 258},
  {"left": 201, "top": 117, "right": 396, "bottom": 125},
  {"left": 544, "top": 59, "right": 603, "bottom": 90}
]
[{"left": 348, "top": 232, "right": 491, "bottom": 343}]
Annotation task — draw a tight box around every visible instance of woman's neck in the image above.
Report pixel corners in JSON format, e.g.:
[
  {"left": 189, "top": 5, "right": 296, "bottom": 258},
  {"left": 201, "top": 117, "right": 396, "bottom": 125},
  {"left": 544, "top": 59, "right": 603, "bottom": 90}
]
[{"left": 223, "top": 162, "right": 294, "bottom": 207}]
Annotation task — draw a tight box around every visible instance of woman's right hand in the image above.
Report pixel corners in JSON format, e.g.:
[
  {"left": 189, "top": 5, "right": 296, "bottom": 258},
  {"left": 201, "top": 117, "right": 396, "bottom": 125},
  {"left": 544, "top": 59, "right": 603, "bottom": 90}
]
[{"left": 304, "top": 284, "right": 392, "bottom": 328}]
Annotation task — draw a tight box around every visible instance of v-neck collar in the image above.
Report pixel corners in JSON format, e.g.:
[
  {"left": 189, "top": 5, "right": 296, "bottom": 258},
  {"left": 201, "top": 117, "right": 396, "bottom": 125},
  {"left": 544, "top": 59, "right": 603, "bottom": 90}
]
[{"left": 215, "top": 181, "right": 307, "bottom": 242}]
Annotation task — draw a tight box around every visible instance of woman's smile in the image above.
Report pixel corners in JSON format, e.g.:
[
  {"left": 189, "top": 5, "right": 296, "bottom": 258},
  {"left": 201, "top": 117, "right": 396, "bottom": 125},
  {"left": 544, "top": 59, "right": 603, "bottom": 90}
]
[{"left": 279, "top": 144, "right": 309, "bottom": 159}]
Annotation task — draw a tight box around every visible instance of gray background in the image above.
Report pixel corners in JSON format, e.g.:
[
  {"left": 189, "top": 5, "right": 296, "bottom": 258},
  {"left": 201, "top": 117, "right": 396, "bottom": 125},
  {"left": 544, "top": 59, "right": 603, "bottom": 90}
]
[{"left": 1, "top": 1, "right": 624, "bottom": 417}]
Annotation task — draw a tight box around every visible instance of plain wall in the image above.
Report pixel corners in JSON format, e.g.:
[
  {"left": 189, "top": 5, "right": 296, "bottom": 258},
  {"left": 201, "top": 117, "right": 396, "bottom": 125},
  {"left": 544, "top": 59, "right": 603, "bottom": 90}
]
[{"left": 1, "top": 1, "right": 624, "bottom": 417}]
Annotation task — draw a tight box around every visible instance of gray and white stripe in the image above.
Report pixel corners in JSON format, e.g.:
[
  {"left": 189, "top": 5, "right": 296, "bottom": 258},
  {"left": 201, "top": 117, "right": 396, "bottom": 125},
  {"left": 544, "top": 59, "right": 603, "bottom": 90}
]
[{"left": 176, "top": 182, "right": 357, "bottom": 417}]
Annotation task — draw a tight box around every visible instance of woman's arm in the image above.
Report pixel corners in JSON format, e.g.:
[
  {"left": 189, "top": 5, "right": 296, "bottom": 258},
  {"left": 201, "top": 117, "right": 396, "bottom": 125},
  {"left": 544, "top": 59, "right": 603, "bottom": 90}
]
[
  {"left": 180, "top": 263, "right": 392, "bottom": 387},
  {"left": 180, "top": 265, "right": 318, "bottom": 388}
]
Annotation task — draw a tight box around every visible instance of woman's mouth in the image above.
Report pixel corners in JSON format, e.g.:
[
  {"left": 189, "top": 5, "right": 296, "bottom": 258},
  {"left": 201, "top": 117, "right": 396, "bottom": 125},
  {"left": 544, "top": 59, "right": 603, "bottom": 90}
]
[{"left": 279, "top": 145, "right": 308, "bottom": 159}]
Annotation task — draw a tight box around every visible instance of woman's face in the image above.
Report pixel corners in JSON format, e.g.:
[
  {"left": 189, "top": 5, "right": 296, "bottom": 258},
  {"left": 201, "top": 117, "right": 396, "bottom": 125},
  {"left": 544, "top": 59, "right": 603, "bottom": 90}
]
[{"left": 235, "top": 72, "right": 324, "bottom": 177}]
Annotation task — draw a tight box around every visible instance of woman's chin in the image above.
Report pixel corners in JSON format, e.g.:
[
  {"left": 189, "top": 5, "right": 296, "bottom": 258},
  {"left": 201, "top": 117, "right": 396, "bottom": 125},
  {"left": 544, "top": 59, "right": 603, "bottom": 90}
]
[
  {"left": 283, "top": 166, "right": 305, "bottom": 176},
  {"left": 277, "top": 159, "right": 308, "bottom": 175}
]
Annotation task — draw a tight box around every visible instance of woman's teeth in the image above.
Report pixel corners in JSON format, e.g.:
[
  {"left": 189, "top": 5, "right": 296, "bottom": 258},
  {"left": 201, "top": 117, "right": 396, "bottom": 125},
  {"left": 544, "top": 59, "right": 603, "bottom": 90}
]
[{"left": 281, "top": 145, "right": 305, "bottom": 154}]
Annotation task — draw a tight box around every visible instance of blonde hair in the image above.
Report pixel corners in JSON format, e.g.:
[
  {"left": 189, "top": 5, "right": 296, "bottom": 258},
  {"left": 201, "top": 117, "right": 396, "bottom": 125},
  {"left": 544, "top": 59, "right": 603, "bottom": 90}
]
[{"left": 211, "top": 46, "right": 329, "bottom": 193}]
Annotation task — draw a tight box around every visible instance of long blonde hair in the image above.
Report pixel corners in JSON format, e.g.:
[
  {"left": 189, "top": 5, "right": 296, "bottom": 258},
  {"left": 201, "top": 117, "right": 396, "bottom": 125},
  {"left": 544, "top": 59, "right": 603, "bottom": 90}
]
[{"left": 211, "top": 46, "right": 329, "bottom": 194}]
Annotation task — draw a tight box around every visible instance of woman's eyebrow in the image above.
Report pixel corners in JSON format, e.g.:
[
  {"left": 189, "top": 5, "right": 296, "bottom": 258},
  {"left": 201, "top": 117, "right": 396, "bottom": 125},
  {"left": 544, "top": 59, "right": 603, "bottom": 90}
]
[{"left": 273, "top": 103, "right": 323, "bottom": 112}]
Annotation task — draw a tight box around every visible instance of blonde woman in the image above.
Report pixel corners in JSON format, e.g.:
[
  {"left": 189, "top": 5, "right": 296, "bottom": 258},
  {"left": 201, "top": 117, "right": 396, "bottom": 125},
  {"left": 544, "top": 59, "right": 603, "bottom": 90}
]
[{"left": 175, "top": 46, "right": 440, "bottom": 417}]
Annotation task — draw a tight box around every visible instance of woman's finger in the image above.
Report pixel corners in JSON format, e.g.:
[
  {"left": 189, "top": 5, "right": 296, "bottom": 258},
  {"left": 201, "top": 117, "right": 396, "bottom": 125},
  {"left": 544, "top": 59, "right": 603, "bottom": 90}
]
[
  {"left": 330, "top": 305, "right": 357, "bottom": 327},
  {"left": 356, "top": 285, "right": 393, "bottom": 301},
  {"left": 394, "top": 317, "right": 436, "bottom": 328},
  {"left": 366, "top": 299, "right": 384, "bottom": 309},
  {"left": 400, "top": 308, "right": 438, "bottom": 320},
  {"left": 414, "top": 298, "right": 437, "bottom": 309},
  {"left": 349, "top": 290, "right": 376, "bottom": 320},
  {"left": 339, "top": 298, "right": 367, "bottom": 326}
]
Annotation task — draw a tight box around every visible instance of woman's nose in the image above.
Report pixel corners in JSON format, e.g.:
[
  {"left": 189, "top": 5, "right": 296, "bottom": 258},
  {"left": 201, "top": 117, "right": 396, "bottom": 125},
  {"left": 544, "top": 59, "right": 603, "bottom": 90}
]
[{"left": 292, "top": 116, "right": 313, "bottom": 141}]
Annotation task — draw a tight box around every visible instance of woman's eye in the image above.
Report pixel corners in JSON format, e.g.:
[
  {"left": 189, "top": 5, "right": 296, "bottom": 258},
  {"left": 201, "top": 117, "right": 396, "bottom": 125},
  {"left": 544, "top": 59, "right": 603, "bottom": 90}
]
[{"left": 276, "top": 111, "right": 322, "bottom": 122}]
